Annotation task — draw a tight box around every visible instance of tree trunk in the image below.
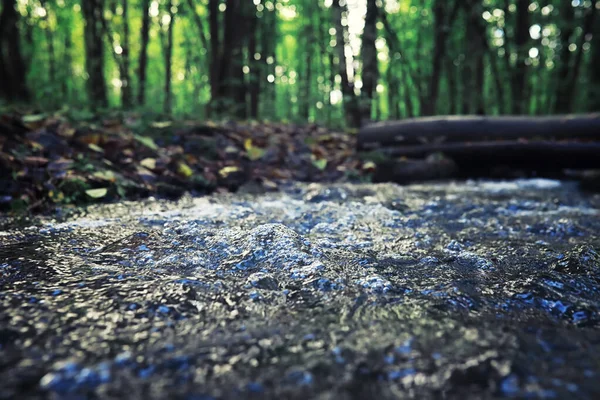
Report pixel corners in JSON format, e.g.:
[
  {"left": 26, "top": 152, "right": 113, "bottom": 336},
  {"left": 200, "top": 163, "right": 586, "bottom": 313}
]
[
  {"left": 590, "top": 6, "right": 600, "bottom": 111},
  {"left": 554, "top": 2, "right": 576, "bottom": 113},
  {"left": 332, "top": 0, "right": 360, "bottom": 127},
  {"left": 562, "top": 0, "right": 597, "bottom": 112},
  {"left": 511, "top": 0, "right": 530, "bottom": 114},
  {"left": 163, "top": 1, "right": 175, "bottom": 114},
  {"left": 466, "top": 0, "right": 486, "bottom": 115},
  {"left": 298, "top": 21, "right": 312, "bottom": 121},
  {"left": 358, "top": 114, "right": 600, "bottom": 149},
  {"left": 360, "top": 0, "right": 379, "bottom": 122},
  {"left": 137, "top": 0, "right": 150, "bottom": 106},
  {"left": 248, "top": 9, "right": 260, "bottom": 120},
  {"left": 40, "top": 1, "right": 56, "bottom": 90},
  {"left": 425, "top": 0, "right": 460, "bottom": 116},
  {"left": 208, "top": 0, "right": 220, "bottom": 107},
  {"left": 82, "top": 0, "right": 108, "bottom": 108},
  {"left": 120, "top": 0, "right": 132, "bottom": 109},
  {"left": 0, "top": 0, "right": 30, "bottom": 102}
]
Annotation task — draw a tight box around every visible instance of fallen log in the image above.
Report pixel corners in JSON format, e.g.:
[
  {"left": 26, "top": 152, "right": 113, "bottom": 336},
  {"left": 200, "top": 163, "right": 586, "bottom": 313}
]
[
  {"left": 357, "top": 114, "right": 600, "bottom": 150},
  {"left": 376, "top": 141, "right": 600, "bottom": 170}
]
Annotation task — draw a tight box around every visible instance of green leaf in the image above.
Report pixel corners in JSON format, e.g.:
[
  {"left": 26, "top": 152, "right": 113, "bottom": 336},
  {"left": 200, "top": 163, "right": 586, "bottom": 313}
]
[
  {"left": 88, "top": 143, "right": 104, "bottom": 153},
  {"left": 150, "top": 121, "right": 172, "bottom": 128},
  {"left": 85, "top": 188, "right": 108, "bottom": 199},
  {"left": 134, "top": 135, "right": 158, "bottom": 151},
  {"left": 247, "top": 146, "right": 266, "bottom": 161},
  {"left": 177, "top": 162, "right": 193, "bottom": 178},
  {"left": 140, "top": 158, "right": 156, "bottom": 170},
  {"left": 312, "top": 158, "right": 328, "bottom": 171},
  {"left": 22, "top": 113, "right": 47, "bottom": 123},
  {"left": 93, "top": 170, "right": 116, "bottom": 182}
]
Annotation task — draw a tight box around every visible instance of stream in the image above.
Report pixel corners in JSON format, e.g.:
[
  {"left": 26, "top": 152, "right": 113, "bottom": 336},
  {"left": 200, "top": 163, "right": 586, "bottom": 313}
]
[{"left": 1, "top": 179, "right": 600, "bottom": 399}]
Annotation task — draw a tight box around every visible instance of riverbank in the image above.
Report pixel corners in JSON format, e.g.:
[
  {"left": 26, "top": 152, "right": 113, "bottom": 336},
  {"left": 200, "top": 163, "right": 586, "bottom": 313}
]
[{"left": 0, "top": 110, "right": 366, "bottom": 213}]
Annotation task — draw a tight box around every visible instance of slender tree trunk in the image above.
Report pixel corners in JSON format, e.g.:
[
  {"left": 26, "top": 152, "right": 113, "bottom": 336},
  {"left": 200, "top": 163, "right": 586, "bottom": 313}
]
[
  {"left": 554, "top": 2, "right": 576, "bottom": 113},
  {"left": 463, "top": 0, "right": 486, "bottom": 115},
  {"left": 82, "top": 0, "right": 108, "bottom": 108},
  {"left": 62, "top": 31, "right": 73, "bottom": 101},
  {"left": 40, "top": 1, "right": 56, "bottom": 89},
  {"left": 446, "top": 57, "right": 458, "bottom": 114},
  {"left": 248, "top": 9, "right": 260, "bottom": 119},
  {"left": 332, "top": 0, "right": 360, "bottom": 127},
  {"left": 488, "top": 51, "right": 505, "bottom": 114},
  {"left": 426, "top": 0, "right": 460, "bottom": 115},
  {"left": 208, "top": 0, "right": 220, "bottom": 108},
  {"left": 299, "top": 22, "right": 312, "bottom": 121},
  {"left": 120, "top": 0, "right": 132, "bottom": 108},
  {"left": 137, "top": 0, "right": 150, "bottom": 106},
  {"left": 361, "top": 0, "right": 379, "bottom": 122},
  {"left": 0, "top": 0, "right": 30, "bottom": 102},
  {"left": 511, "top": 0, "right": 530, "bottom": 114},
  {"left": 163, "top": 1, "right": 175, "bottom": 114},
  {"left": 562, "top": 0, "right": 597, "bottom": 112},
  {"left": 589, "top": 5, "right": 600, "bottom": 111}
]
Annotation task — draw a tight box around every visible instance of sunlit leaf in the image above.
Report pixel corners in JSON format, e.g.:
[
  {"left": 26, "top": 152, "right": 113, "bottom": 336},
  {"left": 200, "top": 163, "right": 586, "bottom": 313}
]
[
  {"left": 243, "top": 138, "right": 266, "bottom": 160},
  {"left": 312, "top": 158, "right": 328, "bottom": 171},
  {"left": 93, "top": 170, "right": 116, "bottom": 182},
  {"left": 134, "top": 135, "right": 158, "bottom": 151},
  {"left": 177, "top": 162, "right": 193, "bottom": 178},
  {"left": 362, "top": 161, "right": 377, "bottom": 171},
  {"left": 247, "top": 146, "right": 266, "bottom": 161},
  {"left": 85, "top": 188, "right": 108, "bottom": 199},
  {"left": 219, "top": 166, "right": 240, "bottom": 178},
  {"left": 151, "top": 121, "right": 172, "bottom": 128},
  {"left": 140, "top": 158, "right": 156, "bottom": 170},
  {"left": 88, "top": 143, "right": 104, "bottom": 153},
  {"left": 22, "top": 114, "right": 46, "bottom": 123},
  {"left": 49, "top": 190, "right": 65, "bottom": 203}
]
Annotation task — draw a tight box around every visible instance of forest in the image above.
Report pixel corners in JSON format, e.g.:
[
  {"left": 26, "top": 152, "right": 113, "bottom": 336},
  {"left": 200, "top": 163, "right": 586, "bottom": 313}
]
[{"left": 1, "top": 0, "right": 599, "bottom": 127}]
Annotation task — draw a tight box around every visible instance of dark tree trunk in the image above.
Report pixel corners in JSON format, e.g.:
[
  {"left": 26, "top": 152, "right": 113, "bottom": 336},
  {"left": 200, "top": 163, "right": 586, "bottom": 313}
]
[
  {"left": 358, "top": 115, "right": 600, "bottom": 149},
  {"left": 120, "top": 0, "right": 132, "bottom": 109},
  {"left": 208, "top": 0, "right": 220, "bottom": 107},
  {"left": 511, "top": 0, "right": 530, "bottom": 114},
  {"left": 137, "top": 0, "right": 150, "bottom": 106},
  {"left": 248, "top": 10, "right": 260, "bottom": 120},
  {"left": 446, "top": 57, "right": 458, "bottom": 115},
  {"left": 212, "top": 0, "right": 249, "bottom": 118},
  {"left": 360, "top": 0, "right": 379, "bottom": 122},
  {"left": 332, "top": 0, "right": 360, "bottom": 127},
  {"left": 163, "top": 1, "right": 175, "bottom": 114},
  {"left": 0, "top": 0, "right": 30, "bottom": 102},
  {"left": 463, "top": 0, "right": 486, "bottom": 115},
  {"left": 40, "top": 1, "right": 56, "bottom": 89},
  {"left": 232, "top": 1, "right": 251, "bottom": 118},
  {"left": 425, "top": 0, "right": 460, "bottom": 116},
  {"left": 554, "top": 2, "right": 576, "bottom": 113},
  {"left": 62, "top": 31, "right": 73, "bottom": 101},
  {"left": 82, "top": 0, "right": 108, "bottom": 108},
  {"left": 298, "top": 22, "right": 312, "bottom": 121},
  {"left": 590, "top": 6, "right": 600, "bottom": 111},
  {"left": 561, "top": 0, "right": 597, "bottom": 113}
]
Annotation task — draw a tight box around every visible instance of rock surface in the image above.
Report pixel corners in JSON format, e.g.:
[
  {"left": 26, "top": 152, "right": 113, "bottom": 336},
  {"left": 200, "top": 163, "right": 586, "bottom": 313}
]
[{"left": 1, "top": 179, "right": 600, "bottom": 399}]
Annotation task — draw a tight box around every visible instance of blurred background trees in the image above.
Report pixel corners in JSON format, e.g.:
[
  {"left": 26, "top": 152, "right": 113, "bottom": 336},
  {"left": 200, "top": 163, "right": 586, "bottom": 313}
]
[{"left": 0, "top": 0, "right": 598, "bottom": 127}]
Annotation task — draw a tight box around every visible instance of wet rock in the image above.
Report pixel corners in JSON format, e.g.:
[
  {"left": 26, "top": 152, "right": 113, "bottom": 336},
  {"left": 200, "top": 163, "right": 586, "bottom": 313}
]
[
  {"left": 247, "top": 272, "right": 279, "bottom": 290},
  {"left": 553, "top": 245, "right": 600, "bottom": 275}
]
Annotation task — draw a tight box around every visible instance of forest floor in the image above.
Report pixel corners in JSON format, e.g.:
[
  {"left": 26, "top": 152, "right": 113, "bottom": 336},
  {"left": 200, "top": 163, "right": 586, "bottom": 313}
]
[{"left": 0, "top": 109, "right": 373, "bottom": 213}]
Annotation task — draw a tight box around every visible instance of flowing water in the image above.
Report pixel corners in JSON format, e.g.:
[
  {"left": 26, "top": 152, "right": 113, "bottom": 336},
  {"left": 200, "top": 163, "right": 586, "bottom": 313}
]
[{"left": 1, "top": 180, "right": 600, "bottom": 399}]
